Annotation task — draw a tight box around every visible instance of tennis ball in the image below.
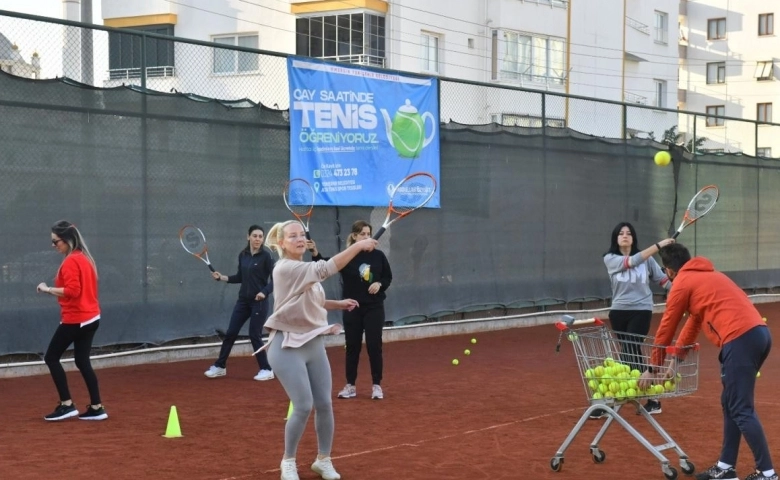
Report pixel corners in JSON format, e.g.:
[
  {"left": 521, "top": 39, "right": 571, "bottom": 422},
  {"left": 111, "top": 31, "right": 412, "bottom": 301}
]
[
  {"left": 585, "top": 368, "right": 595, "bottom": 379},
  {"left": 654, "top": 151, "right": 671, "bottom": 166},
  {"left": 588, "top": 379, "right": 599, "bottom": 391},
  {"left": 567, "top": 332, "right": 579, "bottom": 342},
  {"left": 763, "top": 317, "right": 767, "bottom": 322},
  {"left": 592, "top": 392, "right": 603, "bottom": 400},
  {"left": 452, "top": 359, "right": 459, "bottom": 366},
  {"left": 604, "top": 357, "right": 615, "bottom": 367},
  {"left": 471, "top": 338, "right": 477, "bottom": 344},
  {"left": 594, "top": 366, "right": 605, "bottom": 377},
  {"left": 757, "top": 371, "right": 761, "bottom": 378},
  {"left": 464, "top": 349, "right": 471, "bottom": 355},
  {"left": 630, "top": 369, "right": 641, "bottom": 378}
]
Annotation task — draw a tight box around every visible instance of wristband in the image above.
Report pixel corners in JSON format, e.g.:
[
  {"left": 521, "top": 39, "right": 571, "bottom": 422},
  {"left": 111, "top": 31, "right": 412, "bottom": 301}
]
[{"left": 655, "top": 243, "right": 662, "bottom": 251}]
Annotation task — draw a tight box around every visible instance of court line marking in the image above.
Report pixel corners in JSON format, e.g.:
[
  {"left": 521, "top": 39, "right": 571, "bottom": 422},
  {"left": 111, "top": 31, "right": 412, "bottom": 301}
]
[{"left": 216, "top": 407, "right": 580, "bottom": 480}]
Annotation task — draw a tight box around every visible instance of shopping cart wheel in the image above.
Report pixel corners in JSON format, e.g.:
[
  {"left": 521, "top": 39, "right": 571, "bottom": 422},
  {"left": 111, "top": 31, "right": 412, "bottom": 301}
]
[
  {"left": 549, "top": 457, "right": 564, "bottom": 472},
  {"left": 662, "top": 466, "right": 678, "bottom": 480},
  {"left": 591, "top": 449, "right": 606, "bottom": 463},
  {"left": 680, "top": 461, "right": 695, "bottom": 475}
]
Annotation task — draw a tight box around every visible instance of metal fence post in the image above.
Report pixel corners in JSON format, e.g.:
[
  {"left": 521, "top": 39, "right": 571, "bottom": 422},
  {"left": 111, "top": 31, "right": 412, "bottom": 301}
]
[{"left": 141, "top": 34, "right": 149, "bottom": 301}]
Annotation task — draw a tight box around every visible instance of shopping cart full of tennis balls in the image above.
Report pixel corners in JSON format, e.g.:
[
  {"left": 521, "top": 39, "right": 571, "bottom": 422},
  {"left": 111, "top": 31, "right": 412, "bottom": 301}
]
[{"left": 550, "top": 315, "right": 699, "bottom": 480}]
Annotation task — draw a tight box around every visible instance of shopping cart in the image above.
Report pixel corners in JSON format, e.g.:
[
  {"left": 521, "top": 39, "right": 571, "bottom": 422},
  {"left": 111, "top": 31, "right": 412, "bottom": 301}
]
[{"left": 550, "top": 316, "right": 699, "bottom": 480}]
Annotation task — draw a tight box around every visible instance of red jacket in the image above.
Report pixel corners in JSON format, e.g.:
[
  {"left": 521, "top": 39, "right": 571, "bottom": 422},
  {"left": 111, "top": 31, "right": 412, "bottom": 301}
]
[
  {"left": 651, "top": 257, "right": 763, "bottom": 366},
  {"left": 55, "top": 251, "right": 101, "bottom": 324}
]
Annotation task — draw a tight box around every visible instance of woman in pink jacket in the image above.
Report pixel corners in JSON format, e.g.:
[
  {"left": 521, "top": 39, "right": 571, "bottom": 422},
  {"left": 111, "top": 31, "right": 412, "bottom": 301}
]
[{"left": 263, "top": 220, "right": 377, "bottom": 480}]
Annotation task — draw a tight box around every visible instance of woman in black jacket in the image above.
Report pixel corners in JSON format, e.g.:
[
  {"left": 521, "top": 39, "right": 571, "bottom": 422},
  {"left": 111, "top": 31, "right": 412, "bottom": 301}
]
[
  {"left": 309, "top": 220, "right": 392, "bottom": 400},
  {"left": 204, "top": 225, "right": 275, "bottom": 381}
]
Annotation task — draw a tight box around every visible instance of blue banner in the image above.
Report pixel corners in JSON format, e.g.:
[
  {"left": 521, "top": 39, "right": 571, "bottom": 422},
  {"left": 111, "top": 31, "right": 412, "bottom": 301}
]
[{"left": 288, "top": 57, "right": 440, "bottom": 207}]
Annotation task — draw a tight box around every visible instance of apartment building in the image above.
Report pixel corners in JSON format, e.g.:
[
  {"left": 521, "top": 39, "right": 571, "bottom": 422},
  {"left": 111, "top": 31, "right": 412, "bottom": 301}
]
[
  {"left": 679, "top": 0, "right": 779, "bottom": 156},
  {"left": 98, "top": 0, "right": 679, "bottom": 136}
]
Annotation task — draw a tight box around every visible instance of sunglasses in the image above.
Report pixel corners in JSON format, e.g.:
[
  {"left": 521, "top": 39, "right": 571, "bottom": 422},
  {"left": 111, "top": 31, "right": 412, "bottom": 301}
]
[{"left": 52, "top": 239, "right": 64, "bottom": 246}]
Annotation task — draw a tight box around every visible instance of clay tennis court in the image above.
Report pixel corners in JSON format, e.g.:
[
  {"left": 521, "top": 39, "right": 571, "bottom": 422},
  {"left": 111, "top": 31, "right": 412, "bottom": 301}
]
[{"left": 1, "top": 306, "right": 778, "bottom": 480}]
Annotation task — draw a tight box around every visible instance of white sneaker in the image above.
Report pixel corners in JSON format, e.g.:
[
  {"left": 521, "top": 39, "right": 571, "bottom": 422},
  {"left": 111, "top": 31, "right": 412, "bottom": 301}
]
[
  {"left": 204, "top": 366, "right": 226, "bottom": 378},
  {"left": 280, "top": 458, "right": 299, "bottom": 480},
  {"left": 254, "top": 369, "right": 275, "bottom": 381},
  {"left": 337, "top": 384, "right": 356, "bottom": 399},
  {"left": 311, "top": 457, "right": 341, "bottom": 480},
  {"left": 372, "top": 384, "right": 384, "bottom": 400}
]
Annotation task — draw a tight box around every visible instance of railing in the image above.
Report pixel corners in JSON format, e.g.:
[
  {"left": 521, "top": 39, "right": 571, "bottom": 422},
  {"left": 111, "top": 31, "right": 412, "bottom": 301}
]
[
  {"left": 626, "top": 17, "right": 650, "bottom": 35},
  {"left": 625, "top": 91, "right": 648, "bottom": 104},
  {"left": 318, "top": 54, "right": 385, "bottom": 68},
  {"left": 108, "top": 66, "right": 176, "bottom": 80}
]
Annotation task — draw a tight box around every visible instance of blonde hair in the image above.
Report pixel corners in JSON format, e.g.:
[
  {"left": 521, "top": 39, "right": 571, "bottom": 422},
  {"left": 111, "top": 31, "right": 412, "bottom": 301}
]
[
  {"left": 266, "top": 220, "right": 299, "bottom": 259},
  {"left": 52, "top": 220, "right": 98, "bottom": 277}
]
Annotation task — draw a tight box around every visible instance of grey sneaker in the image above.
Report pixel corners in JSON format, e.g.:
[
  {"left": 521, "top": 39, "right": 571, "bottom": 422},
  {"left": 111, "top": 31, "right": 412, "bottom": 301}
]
[
  {"left": 371, "top": 384, "right": 384, "bottom": 400},
  {"left": 337, "top": 384, "right": 356, "bottom": 399},
  {"left": 253, "top": 369, "right": 274, "bottom": 381},
  {"left": 204, "top": 365, "right": 226, "bottom": 378},
  {"left": 311, "top": 457, "right": 341, "bottom": 480},
  {"left": 694, "top": 464, "right": 738, "bottom": 480}
]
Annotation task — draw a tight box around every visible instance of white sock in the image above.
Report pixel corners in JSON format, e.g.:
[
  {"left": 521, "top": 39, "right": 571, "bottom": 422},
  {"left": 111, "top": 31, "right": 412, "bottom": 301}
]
[
  {"left": 717, "top": 462, "right": 732, "bottom": 470},
  {"left": 762, "top": 469, "right": 775, "bottom": 477}
]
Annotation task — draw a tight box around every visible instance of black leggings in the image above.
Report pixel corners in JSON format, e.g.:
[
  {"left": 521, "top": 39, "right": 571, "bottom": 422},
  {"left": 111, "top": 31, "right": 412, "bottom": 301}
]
[
  {"left": 343, "top": 303, "right": 385, "bottom": 386},
  {"left": 44, "top": 320, "right": 102, "bottom": 405},
  {"left": 608, "top": 310, "right": 652, "bottom": 372}
]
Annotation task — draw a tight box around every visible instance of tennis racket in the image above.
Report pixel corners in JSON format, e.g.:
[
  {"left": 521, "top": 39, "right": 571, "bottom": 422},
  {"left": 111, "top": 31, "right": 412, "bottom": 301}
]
[
  {"left": 283, "top": 178, "right": 315, "bottom": 240},
  {"left": 179, "top": 225, "right": 215, "bottom": 272},
  {"left": 374, "top": 172, "right": 437, "bottom": 240},
  {"left": 672, "top": 184, "right": 719, "bottom": 239}
]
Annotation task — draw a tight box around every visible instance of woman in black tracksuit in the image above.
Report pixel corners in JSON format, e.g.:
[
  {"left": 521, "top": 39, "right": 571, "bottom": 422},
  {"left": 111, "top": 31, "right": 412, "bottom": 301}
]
[
  {"left": 309, "top": 220, "right": 392, "bottom": 400},
  {"left": 204, "top": 225, "right": 275, "bottom": 381}
]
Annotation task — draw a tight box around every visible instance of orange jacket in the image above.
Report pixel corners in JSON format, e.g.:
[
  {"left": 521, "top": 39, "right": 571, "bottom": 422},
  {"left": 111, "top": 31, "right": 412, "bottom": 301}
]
[{"left": 651, "top": 257, "right": 763, "bottom": 366}]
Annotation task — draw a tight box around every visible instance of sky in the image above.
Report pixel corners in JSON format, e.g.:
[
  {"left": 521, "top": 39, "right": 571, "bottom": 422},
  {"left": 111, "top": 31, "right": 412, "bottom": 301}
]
[{"left": 0, "top": 0, "right": 105, "bottom": 81}]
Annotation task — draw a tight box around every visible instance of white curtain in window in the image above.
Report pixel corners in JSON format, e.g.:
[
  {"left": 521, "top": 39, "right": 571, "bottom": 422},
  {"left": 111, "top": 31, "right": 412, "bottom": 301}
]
[
  {"left": 502, "top": 32, "right": 519, "bottom": 77},
  {"left": 532, "top": 37, "right": 547, "bottom": 79},
  {"left": 518, "top": 35, "right": 532, "bottom": 77},
  {"left": 549, "top": 39, "right": 564, "bottom": 82},
  {"left": 237, "top": 35, "right": 259, "bottom": 72}
]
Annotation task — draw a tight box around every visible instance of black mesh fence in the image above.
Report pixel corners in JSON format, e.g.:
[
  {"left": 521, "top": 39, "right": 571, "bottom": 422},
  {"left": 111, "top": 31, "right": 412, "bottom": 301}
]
[{"left": 1, "top": 11, "right": 780, "bottom": 357}]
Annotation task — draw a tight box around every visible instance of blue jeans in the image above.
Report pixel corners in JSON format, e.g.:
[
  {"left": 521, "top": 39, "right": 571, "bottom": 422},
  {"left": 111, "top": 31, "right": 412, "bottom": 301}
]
[
  {"left": 719, "top": 325, "right": 773, "bottom": 471},
  {"left": 214, "top": 298, "right": 271, "bottom": 370}
]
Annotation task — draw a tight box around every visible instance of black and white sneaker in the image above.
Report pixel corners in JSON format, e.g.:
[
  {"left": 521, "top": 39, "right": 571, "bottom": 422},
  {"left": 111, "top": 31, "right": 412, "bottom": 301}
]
[
  {"left": 641, "top": 399, "right": 662, "bottom": 415},
  {"left": 79, "top": 405, "right": 108, "bottom": 421},
  {"left": 44, "top": 403, "right": 79, "bottom": 421},
  {"left": 745, "top": 470, "right": 779, "bottom": 480},
  {"left": 694, "top": 464, "right": 738, "bottom": 480},
  {"left": 588, "top": 408, "right": 607, "bottom": 419}
]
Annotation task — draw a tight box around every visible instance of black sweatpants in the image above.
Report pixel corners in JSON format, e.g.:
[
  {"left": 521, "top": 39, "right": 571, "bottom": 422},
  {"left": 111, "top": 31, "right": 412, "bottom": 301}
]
[
  {"left": 215, "top": 298, "right": 271, "bottom": 370},
  {"left": 44, "top": 320, "right": 102, "bottom": 405},
  {"left": 343, "top": 303, "right": 385, "bottom": 386},
  {"left": 608, "top": 309, "right": 652, "bottom": 372}
]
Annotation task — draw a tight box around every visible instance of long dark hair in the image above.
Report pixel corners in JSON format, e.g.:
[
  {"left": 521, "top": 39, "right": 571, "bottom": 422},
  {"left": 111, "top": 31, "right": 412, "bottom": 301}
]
[
  {"left": 52, "top": 220, "right": 98, "bottom": 275},
  {"left": 604, "top": 222, "right": 639, "bottom": 256},
  {"left": 243, "top": 224, "right": 264, "bottom": 253}
]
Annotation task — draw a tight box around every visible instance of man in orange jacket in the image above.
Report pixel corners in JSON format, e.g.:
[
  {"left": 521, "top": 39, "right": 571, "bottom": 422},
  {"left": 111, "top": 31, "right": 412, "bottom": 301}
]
[{"left": 638, "top": 244, "right": 775, "bottom": 480}]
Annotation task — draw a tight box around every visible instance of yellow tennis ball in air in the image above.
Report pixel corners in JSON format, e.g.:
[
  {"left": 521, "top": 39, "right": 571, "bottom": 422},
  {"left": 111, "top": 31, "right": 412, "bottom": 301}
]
[
  {"left": 471, "top": 338, "right": 477, "bottom": 344},
  {"left": 757, "top": 371, "right": 761, "bottom": 378},
  {"left": 464, "top": 349, "right": 471, "bottom": 355},
  {"left": 763, "top": 317, "right": 767, "bottom": 322},
  {"left": 452, "top": 359, "right": 459, "bottom": 366},
  {"left": 654, "top": 151, "right": 671, "bottom": 166}
]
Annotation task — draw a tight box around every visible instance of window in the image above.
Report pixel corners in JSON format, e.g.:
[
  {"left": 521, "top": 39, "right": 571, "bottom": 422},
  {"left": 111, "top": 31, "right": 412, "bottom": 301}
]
[
  {"left": 493, "top": 30, "right": 566, "bottom": 85},
  {"left": 654, "top": 80, "right": 667, "bottom": 108},
  {"left": 421, "top": 33, "right": 440, "bottom": 73},
  {"left": 108, "top": 24, "right": 175, "bottom": 79},
  {"left": 213, "top": 34, "right": 258, "bottom": 74},
  {"left": 707, "top": 18, "right": 726, "bottom": 40},
  {"left": 757, "top": 147, "right": 772, "bottom": 158},
  {"left": 707, "top": 62, "right": 726, "bottom": 84},
  {"left": 494, "top": 113, "right": 565, "bottom": 128},
  {"left": 759, "top": 13, "right": 774, "bottom": 36},
  {"left": 706, "top": 106, "right": 725, "bottom": 126},
  {"left": 296, "top": 13, "right": 385, "bottom": 67},
  {"left": 755, "top": 61, "right": 774, "bottom": 80},
  {"left": 757, "top": 103, "right": 772, "bottom": 122},
  {"left": 654, "top": 11, "right": 668, "bottom": 44}
]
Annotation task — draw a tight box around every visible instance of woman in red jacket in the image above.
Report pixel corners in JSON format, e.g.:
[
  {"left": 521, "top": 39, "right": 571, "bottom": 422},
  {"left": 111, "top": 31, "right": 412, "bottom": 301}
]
[{"left": 37, "top": 220, "right": 107, "bottom": 422}]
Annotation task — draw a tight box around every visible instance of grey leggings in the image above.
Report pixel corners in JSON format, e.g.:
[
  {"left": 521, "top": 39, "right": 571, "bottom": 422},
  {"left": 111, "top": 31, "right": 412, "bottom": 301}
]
[{"left": 267, "top": 333, "right": 334, "bottom": 458}]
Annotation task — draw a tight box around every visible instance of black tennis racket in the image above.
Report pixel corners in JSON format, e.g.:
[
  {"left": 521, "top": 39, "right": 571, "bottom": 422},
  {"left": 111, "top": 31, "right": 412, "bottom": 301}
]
[
  {"left": 672, "top": 184, "right": 719, "bottom": 239},
  {"left": 374, "top": 172, "right": 437, "bottom": 240},
  {"left": 179, "top": 225, "right": 215, "bottom": 272}
]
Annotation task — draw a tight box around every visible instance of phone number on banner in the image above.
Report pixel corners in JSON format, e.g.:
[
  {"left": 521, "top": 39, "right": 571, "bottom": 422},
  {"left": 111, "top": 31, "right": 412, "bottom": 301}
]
[{"left": 314, "top": 168, "right": 359, "bottom": 178}]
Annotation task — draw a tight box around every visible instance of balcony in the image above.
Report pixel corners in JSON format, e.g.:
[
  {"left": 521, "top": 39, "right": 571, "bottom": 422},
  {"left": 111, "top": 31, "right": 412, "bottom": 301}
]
[
  {"left": 626, "top": 16, "right": 650, "bottom": 35},
  {"left": 625, "top": 91, "right": 648, "bottom": 105},
  {"left": 108, "top": 65, "right": 176, "bottom": 80},
  {"left": 319, "top": 54, "right": 385, "bottom": 68}
]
